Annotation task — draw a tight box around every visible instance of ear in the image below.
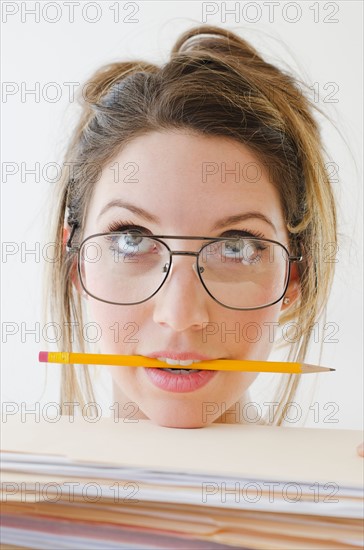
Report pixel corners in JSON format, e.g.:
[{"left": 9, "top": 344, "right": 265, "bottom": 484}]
[
  {"left": 281, "top": 262, "right": 300, "bottom": 311},
  {"left": 63, "top": 227, "right": 88, "bottom": 299}
]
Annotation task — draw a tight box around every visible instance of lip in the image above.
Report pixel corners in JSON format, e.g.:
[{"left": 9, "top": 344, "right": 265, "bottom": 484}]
[
  {"left": 145, "top": 351, "right": 215, "bottom": 361},
  {"left": 141, "top": 351, "right": 222, "bottom": 393},
  {"left": 143, "top": 367, "right": 218, "bottom": 393}
]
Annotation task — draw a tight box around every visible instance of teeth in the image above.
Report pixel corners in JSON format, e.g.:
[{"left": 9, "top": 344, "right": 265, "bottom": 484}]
[
  {"left": 157, "top": 357, "right": 202, "bottom": 367},
  {"left": 160, "top": 368, "right": 202, "bottom": 374}
]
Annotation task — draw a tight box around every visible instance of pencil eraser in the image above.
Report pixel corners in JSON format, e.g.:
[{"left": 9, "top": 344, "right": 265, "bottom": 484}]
[{"left": 39, "top": 351, "right": 48, "bottom": 363}]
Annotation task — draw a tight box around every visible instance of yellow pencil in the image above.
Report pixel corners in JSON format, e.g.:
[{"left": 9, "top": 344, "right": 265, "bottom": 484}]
[{"left": 39, "top": 352, "right": 334, "bottom": 374}]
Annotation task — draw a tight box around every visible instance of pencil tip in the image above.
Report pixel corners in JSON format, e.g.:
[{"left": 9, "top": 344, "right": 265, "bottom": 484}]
[{"left": 329, "top": 368, "right": 336, "bottom": 371}]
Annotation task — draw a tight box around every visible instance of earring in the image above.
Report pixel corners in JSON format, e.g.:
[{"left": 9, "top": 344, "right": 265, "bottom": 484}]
[{"left": 283, "top": 297, "right": 290, "bottom": 305}]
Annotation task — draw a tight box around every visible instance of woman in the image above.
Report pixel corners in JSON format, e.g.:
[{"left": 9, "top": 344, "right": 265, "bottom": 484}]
[{"left": 43, "top": 25, "right": 363, "bottom": 453}]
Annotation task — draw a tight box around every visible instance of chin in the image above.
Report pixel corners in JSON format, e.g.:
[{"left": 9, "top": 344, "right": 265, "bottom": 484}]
[{"left": 147, "top": 410, "right": 213, "bottom": 429}]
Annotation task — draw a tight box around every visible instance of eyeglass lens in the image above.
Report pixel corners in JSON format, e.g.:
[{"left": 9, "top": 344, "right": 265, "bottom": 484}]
[{"left": 78, "top": 233, "right": 289, "bottom": 309}]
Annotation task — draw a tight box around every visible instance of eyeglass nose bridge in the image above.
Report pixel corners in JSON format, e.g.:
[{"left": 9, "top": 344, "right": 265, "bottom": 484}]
[{"left": 162, "top": 250, "right": 205, "bottom": 274}]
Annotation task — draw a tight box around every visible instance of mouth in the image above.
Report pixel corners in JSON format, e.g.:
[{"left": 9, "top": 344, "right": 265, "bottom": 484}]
[
  {"left": 145, "top": 354, "right": 217, "bottom": 392},
  {"left": 158, "top": 369, "right": 201, "bottom": 374},
  {"left": 144, "top": 351, "right": 222, "bottom": 371},
  {"left": 155, "top": 357, "right": 204, "bottom": 374}
]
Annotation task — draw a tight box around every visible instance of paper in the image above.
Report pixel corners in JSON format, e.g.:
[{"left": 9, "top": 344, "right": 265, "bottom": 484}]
[
  {"left": 1, "top": 414, "right": 363, "bottom": 549},
  {"left": 1, "top": 414, "right": 363, "bottom": 486}
]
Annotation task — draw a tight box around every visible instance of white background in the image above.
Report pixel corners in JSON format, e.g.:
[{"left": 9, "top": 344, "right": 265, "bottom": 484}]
[{"left": 1, "top": 1, "right": 363, "bottom": 429}]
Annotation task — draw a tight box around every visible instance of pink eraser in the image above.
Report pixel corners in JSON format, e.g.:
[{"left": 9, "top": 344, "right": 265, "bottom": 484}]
[{"left": 39, "top": 351, "right": 48, "bottom": 362}]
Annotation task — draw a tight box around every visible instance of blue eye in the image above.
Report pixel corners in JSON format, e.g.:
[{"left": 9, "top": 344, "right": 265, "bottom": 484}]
[
  {"left": 112, "top": 234, "right": 153, "bottom": 254},
  {"left": 223, "top": 239, "right": 267, "bottom": 264}
]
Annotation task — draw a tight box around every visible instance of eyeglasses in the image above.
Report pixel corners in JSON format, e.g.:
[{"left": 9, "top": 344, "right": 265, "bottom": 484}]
[{"left": 66, "top": 227, "right": 302, "bottom": 310}]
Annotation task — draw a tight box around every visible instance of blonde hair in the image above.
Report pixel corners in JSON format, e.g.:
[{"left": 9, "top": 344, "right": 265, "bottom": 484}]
[{"left": 43, "top": 25, "right": 337, "bottom": 424}]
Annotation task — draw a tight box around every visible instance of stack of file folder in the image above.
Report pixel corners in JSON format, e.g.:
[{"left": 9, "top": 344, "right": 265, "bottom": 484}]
[{"left": 1, "top": 414, "right": 363, "bottom": 549}]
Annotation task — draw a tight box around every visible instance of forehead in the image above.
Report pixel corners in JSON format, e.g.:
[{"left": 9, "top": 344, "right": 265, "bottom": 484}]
[{"left": 86, "top": 131, "right": 286, "bottom": 234}]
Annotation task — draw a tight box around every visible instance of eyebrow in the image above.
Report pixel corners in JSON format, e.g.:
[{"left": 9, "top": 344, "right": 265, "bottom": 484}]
[
  {"left": 211, "top": 212, "right": 276, "bottom": 233},
  {"left": 97, "top": 199, "right": 276, "bottom": 233}
]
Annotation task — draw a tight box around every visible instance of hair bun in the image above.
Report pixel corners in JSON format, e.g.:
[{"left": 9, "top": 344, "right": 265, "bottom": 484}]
[{"left": 171, "top": 24, "right": 259, "bottom": 61}]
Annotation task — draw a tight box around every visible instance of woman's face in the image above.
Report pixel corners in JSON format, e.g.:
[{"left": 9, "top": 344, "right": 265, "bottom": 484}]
[{"left": 80, "top": 130, "right": 296, "bottom": 428}]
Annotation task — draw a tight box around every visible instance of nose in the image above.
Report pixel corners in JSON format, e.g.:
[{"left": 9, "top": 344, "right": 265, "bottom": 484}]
[{"left": 152, "top": 254, "right": 210, "bottom": 331}]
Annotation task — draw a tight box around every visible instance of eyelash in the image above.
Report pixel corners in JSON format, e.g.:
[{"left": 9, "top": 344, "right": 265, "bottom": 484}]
[{"left": 106, "top": 219, "right": 266, "bottom": 239}]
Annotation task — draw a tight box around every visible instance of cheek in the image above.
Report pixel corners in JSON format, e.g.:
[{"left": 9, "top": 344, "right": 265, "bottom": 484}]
[
  {"left": 85, "top": 300, "right": 144, "bottom": 353},
  {"left": 213, "top": 303, "right": 282, "bottom": 360},
  {"left": 247, "top": 303, "right": 281, "bottom": 360},
  {"left": 250, "top": 303, "right": 282, "bottom": 353},
  {"left": 221, "top": 371, "right": 259, "bottom": 398}
]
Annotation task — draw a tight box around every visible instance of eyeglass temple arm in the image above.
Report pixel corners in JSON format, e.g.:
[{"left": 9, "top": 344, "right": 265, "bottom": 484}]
[
  {"left": 65, "top": 222, "right": 79, "bottom": 253},
  {"left": 289, "top": 255, "right": 303, "bottom": 262}
]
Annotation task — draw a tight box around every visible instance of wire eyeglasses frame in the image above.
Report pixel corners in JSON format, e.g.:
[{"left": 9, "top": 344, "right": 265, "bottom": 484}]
[{"left": 66, "top": 223, "right": 303, "bottom": 311}]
